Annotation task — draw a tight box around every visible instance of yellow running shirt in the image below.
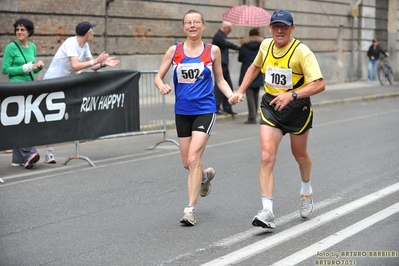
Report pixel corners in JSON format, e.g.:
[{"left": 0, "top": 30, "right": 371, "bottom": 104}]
[{"left": 253, "top": 38, "right": 323, "bottom": 95}]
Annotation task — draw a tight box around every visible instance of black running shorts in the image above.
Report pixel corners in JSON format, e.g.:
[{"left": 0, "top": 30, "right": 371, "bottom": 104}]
[
  {"left": 175, "top": 113, "right": 216, "bottom": 138},
  {"left": 260, "top": 93, "right": 313, "bottom": 135}
]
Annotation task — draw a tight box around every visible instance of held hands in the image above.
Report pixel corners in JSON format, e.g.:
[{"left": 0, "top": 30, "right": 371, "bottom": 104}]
[{"left": 228, "top": 92, "right": 245, "bottom": 105}]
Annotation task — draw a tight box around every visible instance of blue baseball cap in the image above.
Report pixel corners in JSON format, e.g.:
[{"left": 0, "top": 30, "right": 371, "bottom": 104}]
[
  {"left": 270, "top": 9, "right": 294, "bottom": 25},
  {"left": 76, "top": 21, "right": 97, "bottom": 36}
]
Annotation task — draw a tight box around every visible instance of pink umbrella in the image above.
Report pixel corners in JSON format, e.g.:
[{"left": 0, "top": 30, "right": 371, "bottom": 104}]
[{"left": 222, "top": 5, "right": 271, "bottom": 27}]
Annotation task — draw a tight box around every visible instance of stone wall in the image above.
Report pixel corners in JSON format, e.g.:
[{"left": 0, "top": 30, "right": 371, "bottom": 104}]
[{"left": 0, "top": 0, "right": 396, "bottom": 84}]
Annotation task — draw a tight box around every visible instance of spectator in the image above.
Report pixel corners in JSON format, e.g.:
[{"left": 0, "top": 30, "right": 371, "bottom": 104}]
[
  {"left": 43, "top": 21, "right": 120, "bottom": 163},
  {"left": 212, "top": 21, "right": 240, "bottom": 115},
  {"left": 238, "top": 28, "right": 264, "bottom": 124},
  {"left": 2, "top": 18, "right": 43, "bottom": 169}
]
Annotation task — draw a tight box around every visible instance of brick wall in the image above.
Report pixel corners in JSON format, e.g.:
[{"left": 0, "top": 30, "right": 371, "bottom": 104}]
[{"left": 0, "top": 0, "right": 396, "bottom": 83}]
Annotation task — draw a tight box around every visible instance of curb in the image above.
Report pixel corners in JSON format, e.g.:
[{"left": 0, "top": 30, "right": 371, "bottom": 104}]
[{"left": 313, "top": 92, "right": 399, "bottom": 107}]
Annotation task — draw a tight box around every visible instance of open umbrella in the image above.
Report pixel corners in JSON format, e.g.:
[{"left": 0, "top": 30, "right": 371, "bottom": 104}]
[{"left": 222, "top": 5, "right": 271, "bottom": 27}]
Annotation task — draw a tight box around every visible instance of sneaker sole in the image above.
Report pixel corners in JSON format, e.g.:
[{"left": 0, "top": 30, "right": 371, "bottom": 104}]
[
  {"left": 201, "top": 184, "right": 211, "bottom": 197},
  {"left": 252, "top": 218, "right": 276, "bottom": 229},
  {"left": 25, "top": 153, "right": 40, "bottom": 169},
  {"left": 180, "top": 218, "right": 196, "bottom": 226},
  {"left": 300, "top": 206, "right": 314, "bottom": 219},
  {"left": 200, "top": 168, "right": 215, "bottom": 197}
]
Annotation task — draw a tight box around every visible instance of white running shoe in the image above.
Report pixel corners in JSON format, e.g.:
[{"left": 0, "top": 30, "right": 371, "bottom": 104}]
[
  {"left": 300, "top": 194, "right": 314, "bottom": 218},
  {"left": 180, "top": 207, "right": 196, "bottom": 226},
  {"left": 252, "top": 209, "right": 275, "bottom": 229},
  {"left": 45, "top": 151, "right": 56, "bottom": 164}
]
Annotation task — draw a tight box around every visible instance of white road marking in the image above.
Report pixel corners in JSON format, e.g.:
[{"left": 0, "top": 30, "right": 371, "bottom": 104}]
[
  {"left": 201, "top": 182, "right": 399, "bottom": 266},
  {"left": 212, "top": 197, "right": 342, "bottom": 248},
  {"left": 272, "top": 201, "right": 399, "bottom": 266},
  {"left": 158, "top": 197, "right": 341, "bottom": 266}
]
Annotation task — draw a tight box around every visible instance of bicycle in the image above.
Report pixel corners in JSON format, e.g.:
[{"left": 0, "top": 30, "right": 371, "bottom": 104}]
[{"left": 378, "top": 55, "right": 394, "bottom": 85}]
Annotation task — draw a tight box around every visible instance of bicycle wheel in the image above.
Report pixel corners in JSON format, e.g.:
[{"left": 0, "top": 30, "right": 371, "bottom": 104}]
[
  {"left": 378, "top": 66, "right": 387, "bottom": 85},
  {"left": 387, "top": 66, "right": 394, "bottom": 85}
]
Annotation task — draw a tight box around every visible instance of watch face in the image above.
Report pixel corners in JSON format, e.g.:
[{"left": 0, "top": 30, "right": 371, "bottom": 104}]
[{"left": 292, "top": 92, "right": 297, "bottom": 100}]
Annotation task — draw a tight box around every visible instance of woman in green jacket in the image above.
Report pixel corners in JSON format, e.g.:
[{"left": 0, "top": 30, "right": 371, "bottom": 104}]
[{"left": 2, "top": 18, "right": 44, "bottom": 169}]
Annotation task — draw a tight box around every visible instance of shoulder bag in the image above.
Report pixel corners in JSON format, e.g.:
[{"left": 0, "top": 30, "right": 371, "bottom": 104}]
[{"left": 13, "top": 41, "right": 35, "bottom": 81}]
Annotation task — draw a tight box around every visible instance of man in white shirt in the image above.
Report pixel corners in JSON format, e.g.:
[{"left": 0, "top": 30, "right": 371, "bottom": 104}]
[
  {"left": 43, "top": 21, "right": 120, "bottom": 163},
  {"left": 44, "top": 21, "right": 119, "bottom": 79}
]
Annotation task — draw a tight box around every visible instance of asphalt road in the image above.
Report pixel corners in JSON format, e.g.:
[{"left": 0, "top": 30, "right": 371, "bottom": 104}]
[{"left": 0, "top": 87, "right": 399, "bottom": 265}]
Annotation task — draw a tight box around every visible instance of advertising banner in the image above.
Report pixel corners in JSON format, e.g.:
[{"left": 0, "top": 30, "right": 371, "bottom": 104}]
[{"left": 0, "top": 70, "right": 140, "bottom": 150}]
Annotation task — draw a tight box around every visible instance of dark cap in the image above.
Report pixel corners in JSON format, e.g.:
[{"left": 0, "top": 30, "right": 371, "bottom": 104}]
[
  {"left": 270, "top": 9, "right": 294, "bottom": 25},
  {"left": 76, "top": 21, "right": 97, "bottom": 36},
  {"left": 372, "top": 38, "right": 378, "bottom": 43}
]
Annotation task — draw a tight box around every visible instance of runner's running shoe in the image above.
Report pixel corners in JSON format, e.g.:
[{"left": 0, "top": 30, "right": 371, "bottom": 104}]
[
  {"left": 252, "top": 209, "right": 275, "bottom": 229},
  {"left": 200, "top": 167, "right": 215, "bottom": 197},
  {"left": 300, "top": 194, "right": 314, "bottom": 218},
  {"left": 180, "top": 207, "right": 196, "bottom": 226}
]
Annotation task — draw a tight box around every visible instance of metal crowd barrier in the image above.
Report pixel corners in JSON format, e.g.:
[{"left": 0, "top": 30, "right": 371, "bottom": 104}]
[{"left": 64, "top": 70, "right": 179, "bottom": 167}]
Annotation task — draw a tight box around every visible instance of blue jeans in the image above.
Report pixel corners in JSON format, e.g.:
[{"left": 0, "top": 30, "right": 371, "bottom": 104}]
[{"left": 368, "top": 59, "right": 379, "bottom": 81}]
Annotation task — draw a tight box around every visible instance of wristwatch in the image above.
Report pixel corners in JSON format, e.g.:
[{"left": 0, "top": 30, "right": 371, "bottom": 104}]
[{"left": 292, "top": 92, "right": 298, "bottom": 101}]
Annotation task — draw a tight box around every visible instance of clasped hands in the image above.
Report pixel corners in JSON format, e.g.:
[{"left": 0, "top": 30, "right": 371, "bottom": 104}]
[{"left": 228, "top": 92, "right": 244, "bottom": 105}]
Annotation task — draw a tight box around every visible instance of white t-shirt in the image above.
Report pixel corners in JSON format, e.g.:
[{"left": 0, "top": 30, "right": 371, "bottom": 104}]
[{"left": 43, "top": 36, "right": 93, "bottom": 79}]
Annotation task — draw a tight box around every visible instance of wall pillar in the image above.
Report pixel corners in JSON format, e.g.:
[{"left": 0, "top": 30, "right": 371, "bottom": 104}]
[{"left": 387, "top": 0, "right": 398, "bottom": 77}]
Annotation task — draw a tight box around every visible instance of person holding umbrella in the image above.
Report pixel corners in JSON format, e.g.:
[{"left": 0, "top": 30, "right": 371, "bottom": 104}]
[{"left": 229, "top": 9, "right": 325, "bottom": 229}]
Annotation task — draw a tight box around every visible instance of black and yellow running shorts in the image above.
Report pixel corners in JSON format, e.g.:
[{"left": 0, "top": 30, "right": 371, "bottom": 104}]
[{"left": 260, "top": 93, "right": 313, "bottom": 135}]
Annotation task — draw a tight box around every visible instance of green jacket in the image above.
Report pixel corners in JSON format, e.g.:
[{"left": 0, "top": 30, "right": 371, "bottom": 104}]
[{"left": 2, "top": 40, "right": 42, "bottom": 82}]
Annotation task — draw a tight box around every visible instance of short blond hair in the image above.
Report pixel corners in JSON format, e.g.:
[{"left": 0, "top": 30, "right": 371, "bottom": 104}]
[{"left": 182, "top": 10, "right": 205, "bottom": 24}]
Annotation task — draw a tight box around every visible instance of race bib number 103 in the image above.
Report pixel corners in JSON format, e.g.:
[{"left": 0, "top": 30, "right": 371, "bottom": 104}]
[{"left": 265, "top": 66, "right": 293, "bottom": 90}]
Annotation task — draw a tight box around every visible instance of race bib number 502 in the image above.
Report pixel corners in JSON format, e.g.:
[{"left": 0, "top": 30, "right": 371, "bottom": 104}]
[{"left": 177, "top": 62, "right": 204, "bottom": 83}]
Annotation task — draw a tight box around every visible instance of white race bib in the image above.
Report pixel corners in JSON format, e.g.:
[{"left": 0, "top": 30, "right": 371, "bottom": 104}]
[
  {"left": 265, "top": 66, "right": 293, "bottom": 90},
  {"left": 177, "top": 62, "right": 204, "bottom": 83}
]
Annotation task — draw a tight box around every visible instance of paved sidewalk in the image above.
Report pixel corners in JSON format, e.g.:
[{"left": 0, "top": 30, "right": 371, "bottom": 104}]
[{"left": 311, "top": 81, "right": 399, "bottom": 106}]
